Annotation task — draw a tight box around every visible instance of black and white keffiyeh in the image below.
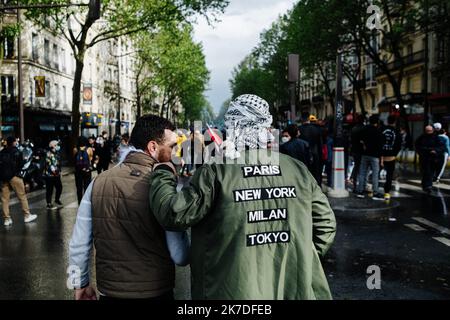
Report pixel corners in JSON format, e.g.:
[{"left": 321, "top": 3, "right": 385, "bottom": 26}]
[{"left": 224, "top": 94, "right": 273, "bottom": 158}]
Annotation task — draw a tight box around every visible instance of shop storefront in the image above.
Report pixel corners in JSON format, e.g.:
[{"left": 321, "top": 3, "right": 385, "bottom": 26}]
[{"left": 81, "top": 112, "right": 104, "bottom": 138}]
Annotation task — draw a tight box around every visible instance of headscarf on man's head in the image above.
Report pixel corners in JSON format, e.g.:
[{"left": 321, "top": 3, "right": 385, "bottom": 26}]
[{"left": 224, "top": 94, "right": 273, "bottom": 158}]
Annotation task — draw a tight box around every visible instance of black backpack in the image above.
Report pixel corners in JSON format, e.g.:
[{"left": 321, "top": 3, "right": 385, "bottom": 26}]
[
  {"left": 75, "top": 149, "right": 91, "bottom": 172},
  {"left": 0, "top": 151, "right": 16, "bottom": 182}
]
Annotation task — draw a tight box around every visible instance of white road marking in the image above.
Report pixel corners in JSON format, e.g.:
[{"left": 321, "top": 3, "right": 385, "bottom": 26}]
[
  {"left": 433, "top": 237, "right": 450, "bottom": 247},
  {"left": 65, "top": 201, "right": 79, "bottom": 209},
  {"left": 404, "top": 224, "right": 427, "bottom": 232},
  {"left": 407, "top": 179, "right": 450, "bottom": 191},
  {"left": 412, "top": 217, "right": 450, "bottom": 236},
  {"left": 396, "top": 182, "right": 423, "bottom": 192}
]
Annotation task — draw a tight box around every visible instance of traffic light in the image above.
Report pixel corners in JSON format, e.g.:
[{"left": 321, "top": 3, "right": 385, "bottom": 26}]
[{"left": 88, "top": 0, "right": 101, "bottom": 21}]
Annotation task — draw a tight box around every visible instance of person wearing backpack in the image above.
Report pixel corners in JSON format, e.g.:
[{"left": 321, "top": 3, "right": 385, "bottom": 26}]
[
  {"left": 45, "top": 140, "right": 63, "bottom": 210},
  {"left": 1, "top": 137, "right": 37, "bottom": 227},
  {"left": 381, "top": 116, "right": 402, "bottom": 201},
  {"left": 73, "top": 137, "right": 94, "bottom": 204}
]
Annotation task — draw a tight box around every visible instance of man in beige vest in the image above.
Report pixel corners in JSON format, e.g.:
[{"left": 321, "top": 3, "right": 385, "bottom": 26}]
[{"left": 69, "top": 115, "right": 189, "bottom": 300}]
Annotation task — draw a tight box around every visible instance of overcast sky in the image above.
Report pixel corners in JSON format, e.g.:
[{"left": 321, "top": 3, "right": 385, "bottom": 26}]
[{"left": 193, "top": 0, "right": 297, "bottom": 114}]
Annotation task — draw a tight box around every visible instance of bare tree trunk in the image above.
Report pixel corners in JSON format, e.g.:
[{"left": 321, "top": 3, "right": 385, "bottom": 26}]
[{"left": 71, "top": 54, "right": 85, "bottom": 148}]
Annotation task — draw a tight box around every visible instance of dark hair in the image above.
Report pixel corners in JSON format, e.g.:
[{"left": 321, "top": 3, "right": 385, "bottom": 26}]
[
  {"left": 284, "top": 124, "right": 299, "bottom": 139},
  {"left": 301, "top": 112, "right": 310, "bottom": 122},
  {"left": 387, "top": 115, "right": 397, "bottom": 125},
  {"left": 356, "top": 114, "right": 365, "bottom": 125},
  {"left": 77, "top": 136, "right": 88, "bottom": 148},
  {"left": 6, "top": 136, "right": 15, "bottom": 147},
  {"left": 369, "top": 115, "right": 379, "bottom": 125},
  {"left": 129, "top": 115, "right": 175, "bottom": 150}
]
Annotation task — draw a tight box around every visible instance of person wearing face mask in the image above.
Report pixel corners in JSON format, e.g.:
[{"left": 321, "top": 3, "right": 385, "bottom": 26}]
[
  {"left": 149, "top": 94, "right": 336, "bottom": 300},
  {"left": 415, "top": 125, "right": 445, "bottom": 193},
  {"left": 68, "top": 115, "right": 190, "bottom": 300},
  {"left": 44, "top": 140, "right": 63, "bottom": 210},
  {"left": 280, "top": 124, "right": 312, "bottom": 168}
]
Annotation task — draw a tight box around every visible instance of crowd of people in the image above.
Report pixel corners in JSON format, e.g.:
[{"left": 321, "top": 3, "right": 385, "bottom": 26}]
[
  {"left": 278, "top": 112, "right": 449, "bottom": 199},
  {"left": 69, "top": 94, "right": 336, "bottom": 300},
  {"left": 0, "top": 93, "right": 449, "bottom": 300},
  {"left": 0, "top": 131, "right": 129, "bottom": 226}
]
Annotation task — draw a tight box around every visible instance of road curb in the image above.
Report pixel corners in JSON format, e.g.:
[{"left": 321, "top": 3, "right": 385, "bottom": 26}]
[{"left": 329, "top": 195, "right": 400, "bottom": 222}]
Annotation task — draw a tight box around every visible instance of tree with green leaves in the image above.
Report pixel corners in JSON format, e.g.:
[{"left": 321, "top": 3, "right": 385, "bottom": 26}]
[
  {"left": 134, "top": 23, "right": 210, "bottom": 126},
  {"left": 21, "top": 0, "right": 228, "bottom": 144}
]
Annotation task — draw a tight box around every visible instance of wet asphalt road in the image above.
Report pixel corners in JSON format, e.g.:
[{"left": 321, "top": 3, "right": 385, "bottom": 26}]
[{"left": 0, "top": 173, "right": 449, "bottom": 300}]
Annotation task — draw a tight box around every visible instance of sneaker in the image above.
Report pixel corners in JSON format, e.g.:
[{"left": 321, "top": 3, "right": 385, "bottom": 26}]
[
  {"left": 424, "top": 187, "right": 433, "bottom": 194},
  {"left": 3, "top": 218, "right": 13, "bottom": 227},
  {"left": 389, "top": 217, "right": 397, "bottom": 222},
  {"left": 372, "top": 193, "right": 385, "bottom": 201},
  {"left": 384, "top": 193, "right": 391, "bottom": 201},
  {"left": 24, "top": 214, "right": 37, "bottom": 223},
  {"left": 355, "top": 191, "right": 365, "bottom": 199},
  {"left": 47, "top": 203, "right": 57, "bottom": 210}
]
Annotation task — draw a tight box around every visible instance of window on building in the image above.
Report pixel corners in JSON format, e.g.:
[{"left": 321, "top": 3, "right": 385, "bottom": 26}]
[
  {"left": 30, "top": 80, "right": 34, "bottom": 105},
  {"left": 382, "top": 83, "right": 387, "bottom": 97},
  {"left": 88, "top": 63, "right": 92, "bottom": 80},
  {"left": 55, "top": 83, "right": 60, "bottom": 106},
  {"left": 69, "top": 52, "right": 74, "bottom": 75},
  {"left": 61, "top": 48, "right": 66, "bottom": 72},
  {"left": 1, "top": 75, "right": 15, "bottom": 103},
  {"left": 3, "top": 37, "right": 15, "bottom": 59},
  {"left": 406, "top": 77, "right": 412, "bottom": 92},
  {"left": 45, "top": 81, "right": 51, "bottom": 101},
  {"left": 32, "top": 33, "right": 39, "bottom": 61},
  {"left": 407, "top": 44, "right": 413, "bottom": 57},
  {"left": 44, "top": 40, "right": 50, "bottom": 67},
  {"left": 53, "top": 44, "right": 59, "bottom": 70},
  {"left": 62, "top": 85, "right": 67, "bottom": 106}
]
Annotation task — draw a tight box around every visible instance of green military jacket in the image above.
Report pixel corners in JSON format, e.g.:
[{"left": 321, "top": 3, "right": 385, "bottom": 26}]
[{"left": 149, "top": 149, "right": 336, "bottom": 300}]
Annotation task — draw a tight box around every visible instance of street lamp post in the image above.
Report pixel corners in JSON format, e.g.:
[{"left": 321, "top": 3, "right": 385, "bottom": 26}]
[
  {"left": 288, "top": 54, "right": 299, "bottom": 123},
  {"left": 17, "top": 8, "right": 24, "bottom": 142},
  {"left": 328, "top": 51, "right": 349, "bottom": 198},
  {"left": 423, "top": 0, "right": 430, "bottom": 126},
  {"left": 116, "top": 57, "right": 121, "bottom": 136}
]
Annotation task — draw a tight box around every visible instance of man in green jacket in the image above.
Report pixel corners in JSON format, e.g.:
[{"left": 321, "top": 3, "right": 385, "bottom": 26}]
[{"left": 149, "top": 94, "right": 336, "bottom": 300}]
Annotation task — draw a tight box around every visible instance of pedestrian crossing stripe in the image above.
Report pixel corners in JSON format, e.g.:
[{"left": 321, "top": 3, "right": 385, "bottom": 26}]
[
  {"left": 433, "top": 237, "right": 450, "bottom": 247},
  {"left": 404, "top": 224, "right": 427, "bottom": 232},
  {"left": 412, "top": 217, "right": 450, "bottom": 237}
]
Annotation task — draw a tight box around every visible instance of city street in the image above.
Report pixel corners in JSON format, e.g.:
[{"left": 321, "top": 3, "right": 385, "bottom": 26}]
[{"left": 0, "top": 170, "right": 449, "bottom": 300}]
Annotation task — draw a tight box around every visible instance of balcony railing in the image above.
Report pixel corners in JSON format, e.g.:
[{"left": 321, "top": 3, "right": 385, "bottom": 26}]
[{"left": 376, "top": 50, "right": 425, "bottom": 76}]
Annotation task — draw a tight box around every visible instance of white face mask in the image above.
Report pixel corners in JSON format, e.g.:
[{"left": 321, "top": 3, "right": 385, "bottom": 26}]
[{"left": 281, "top": 137, "right": 290, "bottom": 144}]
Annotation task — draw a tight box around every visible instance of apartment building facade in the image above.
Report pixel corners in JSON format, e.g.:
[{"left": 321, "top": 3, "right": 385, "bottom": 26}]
[{"left": 0, "top": 10, "right": 137, "bottom": 147}]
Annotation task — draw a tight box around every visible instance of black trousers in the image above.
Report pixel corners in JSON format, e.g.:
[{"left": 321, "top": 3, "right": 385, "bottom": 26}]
[
  {"left": 75, "top": 170, "right": 92, "bottom": 204},
  {"left": 383, "top": 160, "right": 396, "bottom": 194},
  {"left": 310, "top": 153, "right": 323, "bottom": 186},
  {"left": 45, "top": 176, "right": 62, "bottom": 204},
  {"left": 97, "top": 161, "right": 110, "bottom": 174},
  {"left": 420, "top": 156, "right": 436, "bottom": 190},
  {"left": 98, "top": 290, "right": 174, "bottom": 301},
  {"left": 351, "top": 153, "right": 362, "bottom": 185}
]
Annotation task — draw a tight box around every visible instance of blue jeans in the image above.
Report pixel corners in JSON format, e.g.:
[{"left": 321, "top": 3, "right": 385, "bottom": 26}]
[{"left": 356, "top": 156, "right": 380, "bottom": 194}]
